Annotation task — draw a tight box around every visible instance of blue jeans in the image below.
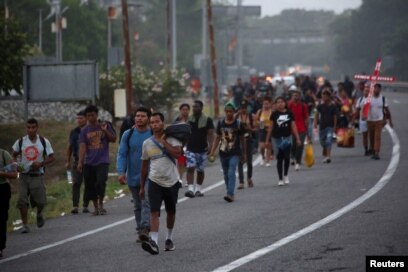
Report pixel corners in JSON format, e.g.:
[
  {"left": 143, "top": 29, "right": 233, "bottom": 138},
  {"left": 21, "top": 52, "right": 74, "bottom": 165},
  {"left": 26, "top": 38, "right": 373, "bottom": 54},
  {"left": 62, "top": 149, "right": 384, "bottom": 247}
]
[
  {"left": 220, "top": 155, "right": 240, "bottom": 197},
  {"left": 129, "top": 182, "right": 150, "bottom": 232}
]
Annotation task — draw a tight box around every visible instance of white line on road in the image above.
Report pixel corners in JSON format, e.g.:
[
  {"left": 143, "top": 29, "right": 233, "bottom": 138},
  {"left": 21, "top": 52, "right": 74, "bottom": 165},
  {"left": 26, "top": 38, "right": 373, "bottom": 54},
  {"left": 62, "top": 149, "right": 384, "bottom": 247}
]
[
  {"left": 0, "top": 156, "right": 262, "bottom": 264},
  {"left": 212, "top": 125, "right": 400, "bottom": 272}
]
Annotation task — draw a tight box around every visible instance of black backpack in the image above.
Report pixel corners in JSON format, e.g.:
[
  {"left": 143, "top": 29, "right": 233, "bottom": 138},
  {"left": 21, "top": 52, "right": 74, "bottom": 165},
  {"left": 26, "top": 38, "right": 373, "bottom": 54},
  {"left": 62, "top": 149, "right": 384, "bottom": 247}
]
[{"left": 164, "top": 122, "right": 192, "bottom": 146}]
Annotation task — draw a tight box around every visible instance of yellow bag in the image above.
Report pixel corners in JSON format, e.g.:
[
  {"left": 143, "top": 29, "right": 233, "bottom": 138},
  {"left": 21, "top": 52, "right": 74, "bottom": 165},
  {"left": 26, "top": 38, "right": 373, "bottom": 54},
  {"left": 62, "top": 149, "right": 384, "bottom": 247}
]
[{"left": 304, "top": 142, "right": 315, "bottom": 168}]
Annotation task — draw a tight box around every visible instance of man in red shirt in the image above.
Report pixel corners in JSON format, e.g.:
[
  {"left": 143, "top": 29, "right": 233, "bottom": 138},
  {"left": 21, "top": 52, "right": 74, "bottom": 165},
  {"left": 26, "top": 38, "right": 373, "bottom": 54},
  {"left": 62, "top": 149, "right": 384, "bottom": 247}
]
[{"left": 287, "top": 89, "right": 308, "bottom": 170}]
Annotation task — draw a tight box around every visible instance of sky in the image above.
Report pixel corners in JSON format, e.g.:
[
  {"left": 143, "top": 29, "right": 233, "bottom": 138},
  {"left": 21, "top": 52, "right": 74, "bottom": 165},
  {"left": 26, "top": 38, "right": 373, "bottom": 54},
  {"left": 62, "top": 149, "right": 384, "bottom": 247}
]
[{"left": 241, "top": 0, "right": 363, "bottom": 17}]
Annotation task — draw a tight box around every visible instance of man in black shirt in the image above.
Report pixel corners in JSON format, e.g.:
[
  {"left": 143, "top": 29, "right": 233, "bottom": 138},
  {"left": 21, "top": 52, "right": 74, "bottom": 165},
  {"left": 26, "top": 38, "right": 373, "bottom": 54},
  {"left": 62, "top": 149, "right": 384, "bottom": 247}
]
[{"left": 185, "top": 101, "right": 214, "bottom": 197}]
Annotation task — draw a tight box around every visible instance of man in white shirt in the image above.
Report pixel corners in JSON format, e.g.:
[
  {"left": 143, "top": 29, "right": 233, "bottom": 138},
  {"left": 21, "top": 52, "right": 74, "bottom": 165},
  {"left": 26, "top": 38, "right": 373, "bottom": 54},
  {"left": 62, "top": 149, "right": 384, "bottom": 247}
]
[
  {"left": 355, "top": 84, "right": 370, "bottom": 155},
  {"left": 366, "top": 84, "right": 393, "bottom": 160},
  {"left": 139, "top": 112, "right": 182, "bottom": 255}
]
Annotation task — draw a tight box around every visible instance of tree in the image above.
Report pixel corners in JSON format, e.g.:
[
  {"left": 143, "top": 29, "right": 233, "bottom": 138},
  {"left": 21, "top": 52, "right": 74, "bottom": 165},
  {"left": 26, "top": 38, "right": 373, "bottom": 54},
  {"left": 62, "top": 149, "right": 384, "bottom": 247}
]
[{"left": 0, "top": 12, "right": 34, "bottom": 95}]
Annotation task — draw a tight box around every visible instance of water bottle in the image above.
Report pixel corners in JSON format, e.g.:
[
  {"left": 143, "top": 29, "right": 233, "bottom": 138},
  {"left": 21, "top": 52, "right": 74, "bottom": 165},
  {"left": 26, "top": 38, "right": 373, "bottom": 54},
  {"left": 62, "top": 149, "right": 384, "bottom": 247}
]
[{"left": 66, "top": 170, "right": 73, "bottom": 184}]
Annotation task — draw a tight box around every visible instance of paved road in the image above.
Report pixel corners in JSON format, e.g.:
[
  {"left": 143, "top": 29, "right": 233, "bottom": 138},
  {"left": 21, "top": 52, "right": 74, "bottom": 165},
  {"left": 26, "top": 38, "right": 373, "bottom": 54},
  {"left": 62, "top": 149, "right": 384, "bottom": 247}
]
[{"left": 1, "top": 91, "right": 407, "bottom": 272}]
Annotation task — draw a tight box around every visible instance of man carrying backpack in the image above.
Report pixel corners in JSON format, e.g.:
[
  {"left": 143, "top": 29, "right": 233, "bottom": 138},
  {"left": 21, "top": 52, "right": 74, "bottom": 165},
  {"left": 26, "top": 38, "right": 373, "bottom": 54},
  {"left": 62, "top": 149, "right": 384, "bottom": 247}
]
[
  {"left": 117, "top": 107, "right": 152, "bottom": 243},
  {"left": 12, "top": 118, "right": 55, "bottom": 234},
  {"left": 366, "top": 84, "right": 393, "bottom": 160}
]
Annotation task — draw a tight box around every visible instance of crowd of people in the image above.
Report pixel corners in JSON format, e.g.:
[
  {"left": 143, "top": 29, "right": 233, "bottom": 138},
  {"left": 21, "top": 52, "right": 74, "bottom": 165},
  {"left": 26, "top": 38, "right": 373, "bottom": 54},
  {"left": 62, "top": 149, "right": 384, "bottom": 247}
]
[{"left": 0, "top": 74, "right": 394, "bottom": 258}]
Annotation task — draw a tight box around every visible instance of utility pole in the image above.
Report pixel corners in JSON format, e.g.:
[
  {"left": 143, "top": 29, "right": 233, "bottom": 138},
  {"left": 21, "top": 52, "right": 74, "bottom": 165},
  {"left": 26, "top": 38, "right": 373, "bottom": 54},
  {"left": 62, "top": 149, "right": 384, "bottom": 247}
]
[
  {"left": 207, "top": 0, "right": 220, "bottom": 118},
  {"left": 121, "top": 0, "right": 133, "bottom": 115},
  {"left": 171, "top": 0, "right": 177, "bottom": 69},
  {"left": 166, "top": 0, "right": 171, "bottom": 72},
  {"left": 201, "top": 0, "right": 207, "bottom": 91},
  {"left": 38, "top": 9, "right": 42, "bottom": 51},
  {"left": 236, "top": 0, "right": 242, "bottom": 77}
]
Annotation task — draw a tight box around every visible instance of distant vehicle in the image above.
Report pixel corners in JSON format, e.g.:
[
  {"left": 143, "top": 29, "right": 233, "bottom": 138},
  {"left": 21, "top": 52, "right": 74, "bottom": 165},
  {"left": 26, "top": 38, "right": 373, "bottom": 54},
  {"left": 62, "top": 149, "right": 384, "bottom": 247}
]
[{"left": 271, "top": 76, "right": 295, "bottom": 87}]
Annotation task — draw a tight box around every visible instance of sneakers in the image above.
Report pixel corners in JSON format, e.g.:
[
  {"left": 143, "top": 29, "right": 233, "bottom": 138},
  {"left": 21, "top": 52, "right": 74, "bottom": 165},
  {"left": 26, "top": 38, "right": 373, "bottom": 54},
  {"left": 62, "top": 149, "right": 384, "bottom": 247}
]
[
  {"left": 195, "top": 191, "right": 204, "bottom": 197},
  {"left": 237, "top": 183, "right": 244, "bottom": 190},
  {"left": 142, "top": 238, "right": 159, "bottom": 255},
  {"left": 291, "top": 159, "right": 295, "bottom": 166},
  {"left": 323, "top": 157, "right": 331, "bottom": 163},
  {"left": 71, "top": 207, "right": 79, "bottom": 214},
  {"left": 223, "top": 195, "right": 234, "bottom": 202},
  {"left": 372, "top": 154, "right": 380, "bottom": 160},
  {"left": 265, "top": 163, "right": 271, "bottom": 167},
  {"left": 284, "top": 176, "right": 290, "bottom": 185},
  {"left": 36, "top": 213, "right": 45, "bottom": 228},
  {"left": 139, "top": 228, "right": 150, "bottom": 242},
  {"left": 20, "top": 225, "right": 31, "bottom": 234},
  {"left": 364, "top": 149, "right": 373, "bottom": 156},
  {"left": 185, "top": 190, "right": 195, "bottom": 198},
  {"left": 82, "top": 207, "right": 90, "bottom": 213},
  {"left": 295, "top": 164, "right": 300, "bottom": 171},
  {"left": 165, "top": 239, "right": 175, "bottom": 251},
  {"left": 278, "top": 180, "right": 284, "bottom": 186}
]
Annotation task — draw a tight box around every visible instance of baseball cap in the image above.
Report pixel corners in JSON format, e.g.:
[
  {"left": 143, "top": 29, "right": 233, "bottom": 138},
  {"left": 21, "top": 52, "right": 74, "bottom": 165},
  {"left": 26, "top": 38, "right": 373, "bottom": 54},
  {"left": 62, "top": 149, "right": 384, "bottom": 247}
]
[
  {"left": 77, "top": 110, "right": 86, "bottom": 116},
  {"left": 224, "top": 101, "right": 236, "bottom": 110},
  {"left": 288, "top": 85, "right": 298, "bottom": 92}
]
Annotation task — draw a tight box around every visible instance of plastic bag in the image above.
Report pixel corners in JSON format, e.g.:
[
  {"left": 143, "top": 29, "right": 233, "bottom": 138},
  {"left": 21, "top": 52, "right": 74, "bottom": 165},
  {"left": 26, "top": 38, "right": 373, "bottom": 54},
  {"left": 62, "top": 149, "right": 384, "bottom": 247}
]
[
  {"left": 304, "top": 142, "right": 315, "bottom": 168},
  {"left": 336, "top": 128, "right": 355, "bottom": 148}
]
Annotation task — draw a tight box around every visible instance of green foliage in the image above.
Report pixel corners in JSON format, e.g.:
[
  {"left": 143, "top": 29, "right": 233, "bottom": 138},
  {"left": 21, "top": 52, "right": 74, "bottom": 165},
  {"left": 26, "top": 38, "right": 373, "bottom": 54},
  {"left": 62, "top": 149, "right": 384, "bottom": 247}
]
[
  {"left": 330, "top": 0, "right": 408, "bottom": 78},
  {"left": 0, "top": 14, "right": 34, "bottom": 95},
  {"left": 99, "top": 66, "right": 188, "bottom": 114}
]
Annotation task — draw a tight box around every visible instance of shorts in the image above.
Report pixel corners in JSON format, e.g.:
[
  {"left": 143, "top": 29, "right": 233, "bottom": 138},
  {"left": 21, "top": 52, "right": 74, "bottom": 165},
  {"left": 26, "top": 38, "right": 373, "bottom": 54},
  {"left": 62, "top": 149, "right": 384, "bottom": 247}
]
[
  {"left": 185, "top": 151, "right": 207, "bottom": 172},
  {"left": 17, "top": 174, "right": 47, "bottom": 209},
  {"left": 359, "top": 120, "right": 368, "bottom": 133},
  {"left": 319, "top": 127, "right": 334, "bottom": 149},
  {"left": 177, "top": 154, "right": 186, "bottom": 166},
  {"left": 148, "top": 180, "right": 180, "bottom": 214},
  {"left": 258, "top": 128, "right": 270, "bottom": 142}
]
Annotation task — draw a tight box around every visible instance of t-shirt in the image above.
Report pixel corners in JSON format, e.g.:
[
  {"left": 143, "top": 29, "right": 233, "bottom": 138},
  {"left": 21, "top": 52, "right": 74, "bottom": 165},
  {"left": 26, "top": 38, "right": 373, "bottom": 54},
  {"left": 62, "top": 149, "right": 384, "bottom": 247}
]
[
  {"left": 79, "top": 123, "right": 115, "bottom": 166},
  {"left": 287, "top": 102, "right": 308, "bottom": 133},
  {"left": 216, "top": 119, "right": 245, "bottom": 157},
  {"left": 316, "top": 102, "right": 338, "bottom": 130},
  {"left": 12, "top": 135, "right": 54, "bottom": 174},
  {"left": 116, "top": 128, "right": 152, "bottom": 187},
  {"left": 356, "top": 96, "right": 367, "bottom": 121},
  {"left": 232, "top": 84, "right": 245, "bottom": 106},
  {"left": 187, "top": 116, "right": 214, "bottom": 153},
  {"left": 270, "top": 110, "right": 294, "bottom": 138},
  {"left": 141, "top": 136, "right": 181, "bottom": 187},
  {"left": 69, "top": 126, "right": 81, "bottom": 163},
  {"left": 368, "top": 95, "right": 387, "bottom": 122},
  {"left": 0, "top": 149, "right": 13, "bottom": 185}
]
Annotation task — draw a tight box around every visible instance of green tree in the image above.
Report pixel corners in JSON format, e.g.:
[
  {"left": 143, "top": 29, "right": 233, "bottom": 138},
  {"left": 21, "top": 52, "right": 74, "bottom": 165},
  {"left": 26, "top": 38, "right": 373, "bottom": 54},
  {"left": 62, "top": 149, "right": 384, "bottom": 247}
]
[{"left": 0, "top": 12, "right": 34, "bottom": 95}]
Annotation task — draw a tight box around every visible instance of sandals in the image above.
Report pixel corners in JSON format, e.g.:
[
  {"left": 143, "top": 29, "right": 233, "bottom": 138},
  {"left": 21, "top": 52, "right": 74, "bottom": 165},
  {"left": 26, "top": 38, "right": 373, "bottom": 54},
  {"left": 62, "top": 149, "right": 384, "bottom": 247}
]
[
  {"left": 99, "top": 208, "right": 107, "bottom": 215},
  {"left": 237, "top": 183, "right": 244, "bottom": 190},
  {"left": 248, "top": 179, "right": 254, "bottom": 188},
  {"left": 92, "top": 209, "right": 100, "bottom": 216}
]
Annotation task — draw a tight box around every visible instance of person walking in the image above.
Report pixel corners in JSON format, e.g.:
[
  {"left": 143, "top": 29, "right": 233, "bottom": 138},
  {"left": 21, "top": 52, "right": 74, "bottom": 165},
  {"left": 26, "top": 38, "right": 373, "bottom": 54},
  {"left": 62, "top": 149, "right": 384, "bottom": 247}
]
[
  {"left": 66, "top": 110, "right": 89, "bottom": 214},
  {"left": 117, "top": 107, "right": 152, "bottom": 243},
  {"left": 12, "top": 118, "right": 55, "bottom": 233},
  {"left": 0, "top": 148, "right": 18, "bottom": 258},
  {"left": 236, "top": 99, "right": 255, "bottom": 189},
  {"left": 174, "top": 103, "right": 190, "bottom": 187},
  {"left": 77, "top": 105, "right": 117, "bottom": 216},
  {"left": 209, "top": 102, "right": 246, "bottom": 202},
  {"left": 139, "top": 112, "right": 182, "bottom": 255},
  {"left": 266, "top": 97, "right": 301, "bottom": 186},
  {"left": 314, "top": 89, "right": 338, "bottom": 163},
  {"left": 354, "top": 83, "right": 370, "bottom": 155},
  {"left": 366, "top": 83, "right": 393, "bottom": 160},
  {"left": 256, "top": 96, "right": 274, "bottom": 166},
  {"left": 287, "top": 88, "right": 309, "bottom": 171},
  {"left": 185, "top": 100, "right": 214, "bottom": 198}
]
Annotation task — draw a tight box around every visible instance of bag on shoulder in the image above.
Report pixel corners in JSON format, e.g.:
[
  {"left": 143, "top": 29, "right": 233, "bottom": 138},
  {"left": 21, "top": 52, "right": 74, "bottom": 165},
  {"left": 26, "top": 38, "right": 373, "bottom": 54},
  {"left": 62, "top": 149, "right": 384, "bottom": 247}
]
[{"left": 164, "top": 122, "right": 192, "bottom": 145}]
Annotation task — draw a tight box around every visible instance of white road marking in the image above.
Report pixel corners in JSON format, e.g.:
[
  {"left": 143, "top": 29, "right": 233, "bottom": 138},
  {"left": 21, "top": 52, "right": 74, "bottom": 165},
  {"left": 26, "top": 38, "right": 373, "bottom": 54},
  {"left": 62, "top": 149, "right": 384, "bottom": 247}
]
[
  {"left": 212, "top": 124, "right": 400, "bottom": 272},
  {"left": 0, "top": 156, "right": 261, "bottom": 264}
]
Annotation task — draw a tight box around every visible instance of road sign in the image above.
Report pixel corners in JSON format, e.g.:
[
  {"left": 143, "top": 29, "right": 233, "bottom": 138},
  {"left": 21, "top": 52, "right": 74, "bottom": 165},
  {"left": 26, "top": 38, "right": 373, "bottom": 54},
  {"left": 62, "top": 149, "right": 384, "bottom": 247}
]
[{"left": 354, "top": 59, "right": 396, "bottom": 119}]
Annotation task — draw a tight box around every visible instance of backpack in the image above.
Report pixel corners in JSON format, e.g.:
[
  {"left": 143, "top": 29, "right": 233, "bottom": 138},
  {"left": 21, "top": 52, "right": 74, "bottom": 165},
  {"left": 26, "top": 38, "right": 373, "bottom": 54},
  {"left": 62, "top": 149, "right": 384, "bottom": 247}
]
[
  {"left": 164, "top": 122, "right": 192, "bottom": 146},
  {"left": 18, "top": 136, "right": 47, "bottom": 158}
]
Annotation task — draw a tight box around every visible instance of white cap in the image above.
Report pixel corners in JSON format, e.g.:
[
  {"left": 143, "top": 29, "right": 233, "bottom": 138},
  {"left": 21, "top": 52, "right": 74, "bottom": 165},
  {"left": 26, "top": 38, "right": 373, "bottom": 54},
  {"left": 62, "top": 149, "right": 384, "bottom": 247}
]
[{"left": 288, "top": 85, "right": 298, "bottom": 91}]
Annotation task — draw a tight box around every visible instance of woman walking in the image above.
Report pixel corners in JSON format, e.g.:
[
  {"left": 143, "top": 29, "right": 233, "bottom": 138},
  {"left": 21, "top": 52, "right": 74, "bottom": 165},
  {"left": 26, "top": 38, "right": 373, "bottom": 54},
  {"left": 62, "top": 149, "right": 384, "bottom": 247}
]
[{"left": 266, "top": 97, "right": 301, "bottom": 186}]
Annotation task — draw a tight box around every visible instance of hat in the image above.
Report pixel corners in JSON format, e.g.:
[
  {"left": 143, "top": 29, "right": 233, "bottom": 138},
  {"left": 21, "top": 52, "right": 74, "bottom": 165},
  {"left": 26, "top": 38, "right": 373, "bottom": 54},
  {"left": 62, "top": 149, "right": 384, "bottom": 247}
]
[
  {"left": 224, "top": 101, "right": 236, "bottom": 110},
  {"left": 77, "top": 110, "right": 86, "bottom": 116},
  {"left": 288, "top": 85, "right": 298, "bottom": 92},
  {"left": 240, "top": 99, "right": 249, "bottom": 107}
]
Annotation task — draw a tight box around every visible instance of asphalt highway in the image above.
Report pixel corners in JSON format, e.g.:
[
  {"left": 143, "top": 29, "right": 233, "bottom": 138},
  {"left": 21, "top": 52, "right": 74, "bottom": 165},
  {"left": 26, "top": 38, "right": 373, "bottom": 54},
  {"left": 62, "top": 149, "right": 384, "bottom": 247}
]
[{"left": 1, "top": 91, "right": 407, "bottom": 272}]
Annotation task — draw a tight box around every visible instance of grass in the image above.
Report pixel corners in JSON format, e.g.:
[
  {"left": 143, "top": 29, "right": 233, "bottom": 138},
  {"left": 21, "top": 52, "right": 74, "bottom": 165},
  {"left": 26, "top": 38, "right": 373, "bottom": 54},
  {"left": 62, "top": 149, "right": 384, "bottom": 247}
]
[{"left": 0, "top": 121, "right": 127, "bottom": 231}]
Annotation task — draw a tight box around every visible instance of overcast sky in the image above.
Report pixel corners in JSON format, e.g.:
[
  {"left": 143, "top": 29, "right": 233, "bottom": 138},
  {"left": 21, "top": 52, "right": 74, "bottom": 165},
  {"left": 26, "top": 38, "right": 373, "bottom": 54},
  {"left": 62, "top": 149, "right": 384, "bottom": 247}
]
[{"left": 241, "top": 0, "right": 362, "bottom": 17}]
